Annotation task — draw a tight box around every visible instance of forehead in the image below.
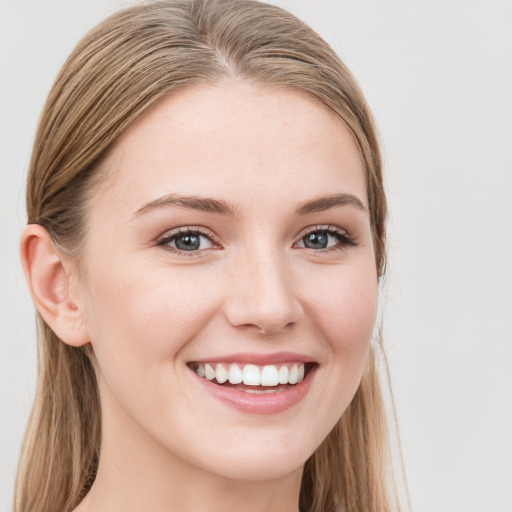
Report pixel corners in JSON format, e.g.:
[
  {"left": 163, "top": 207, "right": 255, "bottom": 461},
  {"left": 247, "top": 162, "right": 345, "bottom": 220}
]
[{"left": 93, "top": 82, "right": 367, "bottom": 217}]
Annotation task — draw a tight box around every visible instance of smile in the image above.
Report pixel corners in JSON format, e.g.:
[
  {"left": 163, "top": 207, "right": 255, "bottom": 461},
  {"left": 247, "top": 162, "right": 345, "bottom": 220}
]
[
  {"left": 188, "top": 357, "right": 317, "bottom": 414},
  {"left": 190, "top": 362, "right": 308, "bottom": 388}
]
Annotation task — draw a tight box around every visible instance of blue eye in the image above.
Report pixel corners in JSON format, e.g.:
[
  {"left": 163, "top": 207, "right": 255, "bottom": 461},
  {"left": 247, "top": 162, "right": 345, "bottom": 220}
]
[
  {"left": 158, "top": 229, "right": 215, "bottom": 252},
  {"left": 302, "top": 232, "right": 330, "bottom": 249},
  {"left": 296, "top": 227, "right": 354, "bottom": 251}
]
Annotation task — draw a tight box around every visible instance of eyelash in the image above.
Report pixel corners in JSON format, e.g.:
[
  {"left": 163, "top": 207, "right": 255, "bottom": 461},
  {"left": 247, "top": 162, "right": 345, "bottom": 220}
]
[
  {"left": 156, "top": 225, "right": 356, "bottom": 255},
  {"left": 294, "top": 225, "right": 356, "bottom": 252},
  {"left": 157, "top": 227, "right": 218, "bottom": 256}
]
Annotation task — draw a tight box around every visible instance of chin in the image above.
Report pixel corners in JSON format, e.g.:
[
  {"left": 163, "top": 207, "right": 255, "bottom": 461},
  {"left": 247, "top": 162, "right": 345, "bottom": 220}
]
[
  {"left": 179, "top": 423, "right": 326, "bottom": 483},
  {"left": 197, "top": 449, "right": 309, "bottom": 483}
]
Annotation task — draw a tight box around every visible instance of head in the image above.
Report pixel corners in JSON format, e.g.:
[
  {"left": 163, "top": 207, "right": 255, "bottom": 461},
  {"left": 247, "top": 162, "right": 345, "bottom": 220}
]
[{"left": 17, "top": 1, "right": 395, "bottom": 512}]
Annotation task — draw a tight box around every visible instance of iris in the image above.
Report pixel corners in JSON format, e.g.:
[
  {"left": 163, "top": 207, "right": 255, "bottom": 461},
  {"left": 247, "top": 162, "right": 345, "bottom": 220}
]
[{"left": 303, "top": 232, "right": 329, "bottom": 249}]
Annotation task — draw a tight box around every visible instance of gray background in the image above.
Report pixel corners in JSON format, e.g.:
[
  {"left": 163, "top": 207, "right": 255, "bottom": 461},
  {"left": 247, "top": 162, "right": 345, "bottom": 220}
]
[{"left": 1, "top": 1, "right": 511, "bottom": 511}]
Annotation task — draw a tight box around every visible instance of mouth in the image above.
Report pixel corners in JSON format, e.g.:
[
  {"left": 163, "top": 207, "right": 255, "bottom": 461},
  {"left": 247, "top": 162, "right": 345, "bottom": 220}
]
[
  {"left": 187, "top": 361, "right": 316, "bottom": 394},
  {"left": 187, "top": 357, "right": 318, "bottom": 414}
]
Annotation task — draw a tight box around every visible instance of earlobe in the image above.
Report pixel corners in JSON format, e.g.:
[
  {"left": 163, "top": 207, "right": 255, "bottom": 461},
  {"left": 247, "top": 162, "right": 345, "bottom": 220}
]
[{"left": 20, "top": 224, "right": 90, "bottom": 347}]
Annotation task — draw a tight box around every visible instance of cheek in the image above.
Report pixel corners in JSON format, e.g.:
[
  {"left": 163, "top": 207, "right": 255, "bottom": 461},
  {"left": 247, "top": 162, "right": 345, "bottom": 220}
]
[
  {"left": 288, "top": 261, "right": 378, "bottom": 448},
  {"left": 303, "top": 260, "right": 377, "bottom": 422},
  {"left": 304, "top": 263, "right": 378, "bottom": 355},
  {"left": 78, "top": 261, "right": 226, "bottom": 439},
  {"left": 79, "top": 258, "right": 220, "bottom": 375}
]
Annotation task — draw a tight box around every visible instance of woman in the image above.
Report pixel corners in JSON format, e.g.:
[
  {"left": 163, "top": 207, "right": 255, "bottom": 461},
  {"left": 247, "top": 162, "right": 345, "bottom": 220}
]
[{"left": 16, "top": 1, "right": 404, "bottom": 511}]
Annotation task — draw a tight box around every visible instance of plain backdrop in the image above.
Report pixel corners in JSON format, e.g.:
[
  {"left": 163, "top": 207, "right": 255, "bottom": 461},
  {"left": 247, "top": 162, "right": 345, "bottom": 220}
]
[{"left": 1, "top": 1, "right": 511, "bottom": 511}]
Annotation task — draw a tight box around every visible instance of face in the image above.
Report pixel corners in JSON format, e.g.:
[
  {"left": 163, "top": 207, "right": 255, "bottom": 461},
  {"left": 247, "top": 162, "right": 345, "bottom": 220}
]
[{"left": 73, "top": 82, "right": 378, "bottom": 483}]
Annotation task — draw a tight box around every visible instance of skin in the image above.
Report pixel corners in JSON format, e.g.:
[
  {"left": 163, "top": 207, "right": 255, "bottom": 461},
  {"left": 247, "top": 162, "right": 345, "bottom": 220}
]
[{"left": 22, "top": 82, "right": 378, "bottom": 512}]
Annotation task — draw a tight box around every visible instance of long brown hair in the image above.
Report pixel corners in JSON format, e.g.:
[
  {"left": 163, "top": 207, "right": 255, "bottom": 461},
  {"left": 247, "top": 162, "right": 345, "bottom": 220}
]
[{"left": 16, "top": 1, "right": 405, "bottom": 511}]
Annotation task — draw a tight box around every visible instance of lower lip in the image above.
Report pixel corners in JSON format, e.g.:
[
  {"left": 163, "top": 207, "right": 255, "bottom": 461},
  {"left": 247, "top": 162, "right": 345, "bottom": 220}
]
[{"left": 192, "top": 368, "right": 316, "bottom": 415}]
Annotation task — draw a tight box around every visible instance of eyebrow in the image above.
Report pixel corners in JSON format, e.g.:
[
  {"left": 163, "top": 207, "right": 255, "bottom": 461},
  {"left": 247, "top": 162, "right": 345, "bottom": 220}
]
[
  {"left": 295, "top": 193, "right": 368, "bottom": 215},
  {"left": 133, "top": 192, "right": 368, "bottom": 218},
  {"left": 134, "top": 194, "right": 238, "bottom": 217}
]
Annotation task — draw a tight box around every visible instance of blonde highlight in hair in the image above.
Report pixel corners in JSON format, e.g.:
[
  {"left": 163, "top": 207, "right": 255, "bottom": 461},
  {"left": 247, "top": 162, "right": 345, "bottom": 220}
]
[{"left": 16, "top": 1, "right": 404, "bottom": 511}]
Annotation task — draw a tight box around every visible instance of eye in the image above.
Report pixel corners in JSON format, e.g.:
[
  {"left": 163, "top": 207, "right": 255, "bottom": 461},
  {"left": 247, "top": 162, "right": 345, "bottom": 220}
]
[
  {"left": 157, "top": 228, "right": 216, "bottom": 253},
  {"left": 294, "top": 226, "right": 355, "bottom": 251}
]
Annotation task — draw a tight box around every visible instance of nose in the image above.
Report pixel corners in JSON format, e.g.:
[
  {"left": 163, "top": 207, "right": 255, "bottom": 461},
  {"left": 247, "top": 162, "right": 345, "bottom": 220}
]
[{"left": 223, "top": 247, "right": 304, "bottom": 335}]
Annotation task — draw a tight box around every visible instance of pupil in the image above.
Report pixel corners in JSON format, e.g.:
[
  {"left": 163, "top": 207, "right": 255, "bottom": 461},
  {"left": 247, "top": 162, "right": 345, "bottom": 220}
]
[
  {"left": 304, "top": 232, "right": 328, "bottom": 249},
  {"left": 175, "top": 234, "right": 200, "bottom": 251}
]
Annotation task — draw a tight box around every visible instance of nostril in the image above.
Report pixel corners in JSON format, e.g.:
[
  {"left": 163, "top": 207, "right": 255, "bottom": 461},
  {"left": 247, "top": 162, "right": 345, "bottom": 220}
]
[
  {"left": 257, "top": 320, "right": 296, "bottom": 336},
  {"left": 222, "top": 255, "right": 304, "bottom": 334},
  {"left": 225, "top": 293, "right": 304, "bottom": 335}
]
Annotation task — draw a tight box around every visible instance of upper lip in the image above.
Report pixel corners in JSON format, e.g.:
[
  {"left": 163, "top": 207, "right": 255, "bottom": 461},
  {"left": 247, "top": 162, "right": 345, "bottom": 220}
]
[{"left": 189, "top": 352, "right": 317, "bottom": 366}]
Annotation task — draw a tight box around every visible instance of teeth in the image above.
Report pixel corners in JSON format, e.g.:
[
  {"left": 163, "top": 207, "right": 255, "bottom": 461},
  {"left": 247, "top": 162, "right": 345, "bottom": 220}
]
[
  {"left": 193, "top": 362, "right": 307, "bottom": 387},
  {"left": 228, "top": 364, "right": 243, "bottom": 384},
  {"left": 289, "top": 364, "right": 299, "bottom": 384},
  {"left": 242, "top": 364, "right": 260, "bottom": 385},
  {"left": 205, "top": 364, "right": 215, "bottom": 381},
  {"left": 244, "top": 388, "right": 280, "bottom": 394},
  {"left": 215, "top": 364, "right": 228, "bottom": 384},
  {"left": 260, "top": 365, "right": 279, "bottom": 386},
  {"left": 297, "top": 364, "right": 305, "bottom": 383},
  {"left": 278, "top": 365, "right": 289, "bottom": 384}
]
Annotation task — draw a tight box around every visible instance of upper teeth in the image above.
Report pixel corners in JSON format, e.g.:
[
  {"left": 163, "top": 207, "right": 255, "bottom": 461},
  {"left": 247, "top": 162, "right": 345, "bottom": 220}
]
[{"left": 194, "top": 363, "right": 306, "bottom": 386}]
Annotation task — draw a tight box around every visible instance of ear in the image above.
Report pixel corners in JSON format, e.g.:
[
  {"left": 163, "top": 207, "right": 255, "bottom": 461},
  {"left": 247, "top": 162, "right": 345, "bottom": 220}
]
[{"left": 20, "top": 224, "right": 90, "bottom": 347}]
